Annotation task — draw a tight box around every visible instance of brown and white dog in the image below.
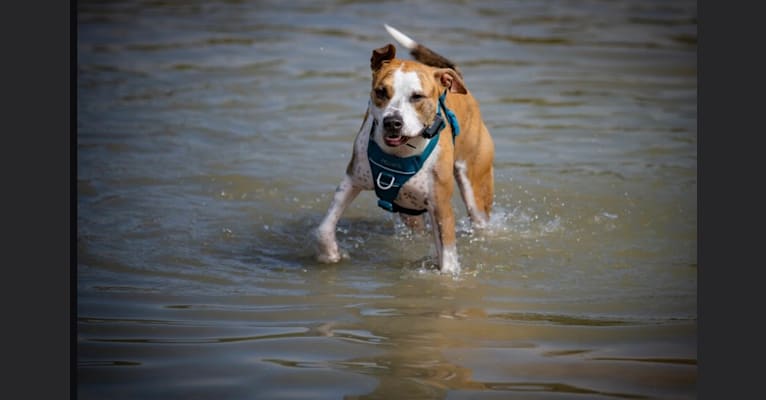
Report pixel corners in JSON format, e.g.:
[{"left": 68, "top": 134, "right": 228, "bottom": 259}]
[{"left": 315, "top": 25, "right": 495, "bottom": 274}]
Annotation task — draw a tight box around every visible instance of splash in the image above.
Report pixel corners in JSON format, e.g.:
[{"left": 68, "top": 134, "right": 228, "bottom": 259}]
[{"left": 456, "top": 205, "right": 564, "bottom": 240}]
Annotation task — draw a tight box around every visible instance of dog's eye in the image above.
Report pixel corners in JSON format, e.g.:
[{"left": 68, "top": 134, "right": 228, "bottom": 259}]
[
  {"left": 374, "top": 87, "right": 388, "bottom": 100},
  {"left": 410, "top": 93, "right": 425, "bottom": 102}
]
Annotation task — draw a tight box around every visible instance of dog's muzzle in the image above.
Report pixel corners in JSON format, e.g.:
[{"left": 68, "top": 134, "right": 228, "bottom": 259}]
[
  {"left": 382, "top": 115, "right": 403, "bottom": 133},
  {"left": 381, "top": 114, "right": 410, "bottom": 146}
]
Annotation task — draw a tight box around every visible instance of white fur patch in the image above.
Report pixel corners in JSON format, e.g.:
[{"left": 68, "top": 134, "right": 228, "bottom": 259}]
[
  {"left": 316, "top": 175, "right": 361, "bottom": 263},
  {"left": 383, "top": 68, "right": 423, "bottom": 138},
  {"left": 391, "top": 144, "right": 438, "bottom": 211},
  {"left": 384, "top": 24, "right": 417, "bottom": 49},
  {"left": 455, "top": 160, "right": 488, "bottom": 228},
  {"left": 350, "top": 115, "right": 374, "bottom": 190},
  {"left": 440, "top": 244, "right": 460, "bottom": 275}
]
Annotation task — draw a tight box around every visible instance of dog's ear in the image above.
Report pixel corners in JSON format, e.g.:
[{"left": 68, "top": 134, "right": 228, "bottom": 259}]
[
  {"left": 433, "top": 68, "right": 467, "bottom": 94},
  {"left": 371, "top": 44, "right": 396, "bottom": 71}
]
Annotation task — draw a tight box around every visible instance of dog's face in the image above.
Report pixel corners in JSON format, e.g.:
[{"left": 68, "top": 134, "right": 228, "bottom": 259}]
[{"left": 369, "top": 44, "right": 466, "bottom": 147}]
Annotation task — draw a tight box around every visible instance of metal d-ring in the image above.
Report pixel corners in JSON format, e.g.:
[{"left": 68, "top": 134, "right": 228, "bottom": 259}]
[{"left": 376, "top": 172, "right": 395, "bottom": 190}]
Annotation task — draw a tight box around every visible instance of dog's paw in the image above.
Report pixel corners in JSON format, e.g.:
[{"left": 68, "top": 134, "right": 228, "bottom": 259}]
[
  {"left": 316, "top": 249, "right": 342, "bottom": 264},
  {"left": 439, "top": 263, "right": 461, "bottom": 276},
  {"left": 315, "top": 239, "right": 343, "bottom": 263},
  {"left": 438, "top": 245, "right": 461, "bottom": 275},
  {"left": 314, "top": 228, "right": 342, "bottom": 263}
]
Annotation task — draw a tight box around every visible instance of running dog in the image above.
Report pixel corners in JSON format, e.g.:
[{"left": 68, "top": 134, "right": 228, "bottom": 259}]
[{"left": 315, "top": 25, "right": 495, "bottom": 274}]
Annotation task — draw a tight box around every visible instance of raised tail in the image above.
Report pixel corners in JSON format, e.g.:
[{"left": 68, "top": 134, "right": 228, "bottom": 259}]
[{"left": 384, "top": 24, "right": 463, "bottom": 78}]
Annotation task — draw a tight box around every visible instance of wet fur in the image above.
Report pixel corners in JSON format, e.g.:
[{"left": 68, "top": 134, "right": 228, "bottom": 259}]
[{"left": 316, "top": 26, "right": 495, "bottom": 273}]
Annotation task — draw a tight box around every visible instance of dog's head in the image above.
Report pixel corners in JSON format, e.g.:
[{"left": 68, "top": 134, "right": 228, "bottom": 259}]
[{"left": 369, "top": 44, "right": 466, "bottom": 147}]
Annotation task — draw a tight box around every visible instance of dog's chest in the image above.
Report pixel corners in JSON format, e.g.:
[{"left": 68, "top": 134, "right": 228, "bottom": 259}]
[{"left": 349, "top": 124, "right": 435, "bottom": 211}]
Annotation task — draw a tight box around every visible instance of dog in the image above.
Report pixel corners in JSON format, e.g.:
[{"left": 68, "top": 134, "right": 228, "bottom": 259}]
[{"left": 315, "top": 25, "right": 495, "bottom": 274}]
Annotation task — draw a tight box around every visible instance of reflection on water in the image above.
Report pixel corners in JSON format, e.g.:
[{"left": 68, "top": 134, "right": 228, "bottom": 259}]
[{"left": 78, "top": 0, "right": 696, "bottom": 399}]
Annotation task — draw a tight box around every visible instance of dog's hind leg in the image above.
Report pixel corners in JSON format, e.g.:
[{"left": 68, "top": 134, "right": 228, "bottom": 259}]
[
  {"left": 316, "top": 175, "right": 361, "bottom": 263},
  {"left": 455, "top": 159, "right": 493, "bottom": 230}
]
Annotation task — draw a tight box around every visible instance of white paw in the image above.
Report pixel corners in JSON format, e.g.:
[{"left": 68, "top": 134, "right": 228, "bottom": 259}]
[
  {"left": 315, "top": 228, "right": 342, "bottom": 263},
  {"left": 471, "top": 213, "right": 490, "bottom": 232},
  {"left": 317, "top": 250, "right": 342, "bottom": 264},
  {"left": 439, "top": 262, "right": 461, "bottom": 275},
  {"left": 316, "top": 244, "right": 349, "bottom": 263},
  {"left": 438, "top": 245, "right": 461, "bottom": 275}
]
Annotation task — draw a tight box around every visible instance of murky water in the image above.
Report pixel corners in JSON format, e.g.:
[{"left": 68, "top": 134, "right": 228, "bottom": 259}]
[{"left": 77, "top": 0, "right": 697, "bottom": 399}]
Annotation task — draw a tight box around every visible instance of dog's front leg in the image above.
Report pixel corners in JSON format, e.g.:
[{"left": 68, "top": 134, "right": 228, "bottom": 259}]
[
  {"left": 428, "top": 167, "right": 460, "bottom": 274},
  {"left": 316, "top": 175, "right": 361, "bottom": 263}
]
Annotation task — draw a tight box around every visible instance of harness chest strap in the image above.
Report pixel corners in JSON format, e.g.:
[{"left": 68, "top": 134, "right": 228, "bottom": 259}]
[{"left": 367, "top": 90, "right": 460, "bottom": 215}]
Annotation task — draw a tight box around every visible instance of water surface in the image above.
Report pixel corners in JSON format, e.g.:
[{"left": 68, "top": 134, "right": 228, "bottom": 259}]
[{"left": 78, "top": 1, "right": 697, "bottom": 399}]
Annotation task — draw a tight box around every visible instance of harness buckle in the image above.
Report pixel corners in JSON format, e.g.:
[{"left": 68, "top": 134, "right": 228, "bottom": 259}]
[
  {"left": 422, "top": 114, "right": 445, "bottom": 139},
  {"left": 377, "top": 199, "right": 395, "bottom": 212},
  {"left": 375, "top": 172, "right": 396, "bottom": 190}
]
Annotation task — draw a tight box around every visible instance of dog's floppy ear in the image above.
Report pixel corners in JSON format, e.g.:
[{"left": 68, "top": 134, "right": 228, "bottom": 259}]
[
  {"left": 371, "top": 44, "right": 396, "bottom": 71},
  {"left": 433, "top": 68, "right": 467, "bottom": 94}
]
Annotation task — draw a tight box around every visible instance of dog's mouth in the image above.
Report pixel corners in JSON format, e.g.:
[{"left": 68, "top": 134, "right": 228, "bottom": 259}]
[{"left": 383, "top": 133, "right": 409, "bottom": 147}]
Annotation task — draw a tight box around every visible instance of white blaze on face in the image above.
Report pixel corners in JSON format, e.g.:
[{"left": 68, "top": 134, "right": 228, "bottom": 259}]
[{"left": 384, "top": 68, "right": 424, "bottom": 137}]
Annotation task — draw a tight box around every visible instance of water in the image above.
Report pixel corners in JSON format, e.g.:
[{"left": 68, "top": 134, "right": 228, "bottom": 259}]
[{"left": 77, "top": 0, "right": 697, "bottom": 399}]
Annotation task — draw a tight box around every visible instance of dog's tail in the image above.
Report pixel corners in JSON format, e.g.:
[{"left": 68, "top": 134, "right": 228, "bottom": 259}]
[{"left": 384, "top": 24, "right": 463, "bottom": 78}]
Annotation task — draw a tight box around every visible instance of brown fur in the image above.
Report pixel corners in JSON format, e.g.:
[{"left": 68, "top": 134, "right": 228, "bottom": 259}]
[
  {"left": 369, "top": 43, "right": 494, "bottom": 252},
  {"left": 316, "top": 40, "right": 495, "bottom": 273}
]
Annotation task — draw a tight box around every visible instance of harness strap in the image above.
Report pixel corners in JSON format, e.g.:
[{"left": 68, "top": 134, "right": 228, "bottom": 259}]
[
  {"left": 438, "top": 89, "right": 460, "bottom": 139},
  {"left": 368, "top": 135, "right": 438, "bottom": 215}
]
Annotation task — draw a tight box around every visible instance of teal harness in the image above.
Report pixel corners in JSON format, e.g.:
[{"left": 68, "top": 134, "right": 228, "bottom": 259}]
[{"left": 368, "top": 90, "right": 460, "bottom": 215}]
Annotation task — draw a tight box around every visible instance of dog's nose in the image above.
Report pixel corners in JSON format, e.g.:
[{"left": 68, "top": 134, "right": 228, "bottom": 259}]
[{"left": 383, "top": 115, "right": 403, "bottom": 132}]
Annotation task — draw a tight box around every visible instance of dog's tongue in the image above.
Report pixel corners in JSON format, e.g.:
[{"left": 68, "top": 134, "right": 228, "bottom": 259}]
[{"left": 384, "top": 135, "right": 408, "bottom": 147}]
